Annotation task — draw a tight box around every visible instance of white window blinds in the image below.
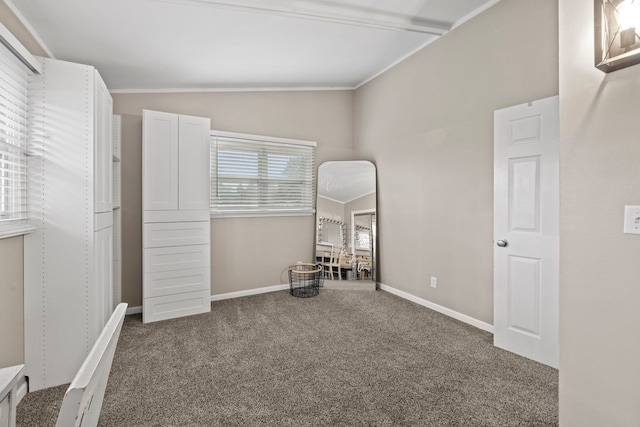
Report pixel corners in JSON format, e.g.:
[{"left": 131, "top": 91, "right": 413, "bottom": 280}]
[
  {"left": 0, "top": 38, "right": 30, "bottom": 233},
  {"left": 210, "top": 133, "right": 316, "bottom": 216}
]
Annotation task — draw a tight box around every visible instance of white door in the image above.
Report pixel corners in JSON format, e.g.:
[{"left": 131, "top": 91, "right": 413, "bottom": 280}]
[
  {"left": 494, "top": 96, "right": 559, "bottom": 368},
  {"left": 143, "top": 110, "right": 179, "bottom": 211},
  {"left": 178, "top": 114, "right": 211, "bottom": 211}
]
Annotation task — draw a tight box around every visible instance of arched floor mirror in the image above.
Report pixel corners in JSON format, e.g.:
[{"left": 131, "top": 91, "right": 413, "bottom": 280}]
[{"left": 315, "top": 161, "right": 376, "bottom": 288}]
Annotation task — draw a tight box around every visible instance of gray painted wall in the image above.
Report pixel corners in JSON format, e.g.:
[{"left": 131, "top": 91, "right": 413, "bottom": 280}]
[
  {"left": 559, "top": 0, "right": 640, "bottom": 424},
  {"left": 353, "top": 0, "right": 559, "bottom": 324}
]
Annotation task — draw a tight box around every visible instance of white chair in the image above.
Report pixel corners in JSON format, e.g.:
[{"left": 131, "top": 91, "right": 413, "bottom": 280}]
[
  {"left": 56, "top": 303, "right": 127, "bottom": 427},
  {"left": 321, "top": 245, "right": 340, "bottom": 280}
]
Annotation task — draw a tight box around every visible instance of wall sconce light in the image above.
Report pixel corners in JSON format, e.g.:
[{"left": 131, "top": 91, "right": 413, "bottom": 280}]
[{"left": 595, "top": 0, "right": 640, "bottom": 72}]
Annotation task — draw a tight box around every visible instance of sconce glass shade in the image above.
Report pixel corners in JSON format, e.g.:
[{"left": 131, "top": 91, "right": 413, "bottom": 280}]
[{"left": 595, "top": 0, "right": 640, "bottom": 72}]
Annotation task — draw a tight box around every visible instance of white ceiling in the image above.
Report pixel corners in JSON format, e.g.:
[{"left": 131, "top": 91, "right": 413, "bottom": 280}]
[
  {"left": 8, "top": 0, "right": 497, "bottom": 91},
  {"left": 318, "top": 161, "right": 376, "bottom": 203}
]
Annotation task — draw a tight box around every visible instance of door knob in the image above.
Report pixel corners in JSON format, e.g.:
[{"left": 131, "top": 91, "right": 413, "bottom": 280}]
[{"left": 496, "top": 240, "right": 508, "bottom": 247}]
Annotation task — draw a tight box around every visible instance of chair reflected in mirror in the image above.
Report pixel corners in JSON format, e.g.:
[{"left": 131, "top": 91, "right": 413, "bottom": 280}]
[
  {"left": 319, "top": 245, "right": 357, "bottom": 281},
  {"left": 320, "top": 244, "right": 340, "bottom": 280}
]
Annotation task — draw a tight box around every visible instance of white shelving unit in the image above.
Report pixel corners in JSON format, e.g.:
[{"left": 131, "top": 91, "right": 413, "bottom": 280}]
[
  {"left": 24, "top": 57, "right": 114, "bottom": 391},
  {"left": 142, "top": 110, "right": 211, "bottom": 323}
]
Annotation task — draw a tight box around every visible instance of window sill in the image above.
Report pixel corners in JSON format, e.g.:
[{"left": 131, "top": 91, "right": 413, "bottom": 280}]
[
  {"left": 211, "top": 210, "right": 315, "bottom": 219},
  {"left": 0, "top": 225, "right": 36, "bottom": 240}
]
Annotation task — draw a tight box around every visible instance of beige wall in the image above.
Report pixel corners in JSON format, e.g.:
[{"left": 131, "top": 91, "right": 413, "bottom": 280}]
[
  {"left": 212, "top": 216, "right": 314, "bottom": 294},
  {"left": 0, "top": 236, "right": 24, "bottom": 368},
  {"left": 353, "top": 0, "right": 559, "bottom": 324},
  {"left": 113, "top": 91, "right": 354, "bottom": 303},
  {"left": 120, "top": 115, "right": 143, "bottom": 306},
  {"left": 559, "top": 0, "right": 640, "bottom": 424}
]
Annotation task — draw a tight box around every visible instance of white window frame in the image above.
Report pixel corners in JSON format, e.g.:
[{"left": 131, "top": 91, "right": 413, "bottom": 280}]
[
  {"left": 210, "top": 130, "right": 316, "bottom": 218},
  {"left": 0, "top": 23, "right": 40, "bottom": 239}
]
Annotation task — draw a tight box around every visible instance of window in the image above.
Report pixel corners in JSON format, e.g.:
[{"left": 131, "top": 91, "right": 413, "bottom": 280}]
[
  {"left": 0, "top": 27, "right": 38, "bottom": 238},
  {"left": 210, "top": 132, "right": 316, "bottom": 217}
]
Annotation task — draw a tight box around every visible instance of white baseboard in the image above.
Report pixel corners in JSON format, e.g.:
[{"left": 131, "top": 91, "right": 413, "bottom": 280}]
[
  {"left": 128, "top": 283, "right": 492, "bottom": 335},
  {"left": 378, "top": 283, "right": 494, "bottom": 333},
  {"left": 125, "top": 306, "right": 142, "bottom": 315},
  {"left": 211, "top": 284, "right": 289, "bottom": 301},
  {"left": 125, "top": 285, "right": 290, "bottom": 316}
]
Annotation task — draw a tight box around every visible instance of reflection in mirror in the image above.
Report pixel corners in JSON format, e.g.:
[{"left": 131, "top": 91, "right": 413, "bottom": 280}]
[
  {"left": 315, "top": 161, "right": 376, "bottom": 283},
  {"left": 353, "top": 214, "right": 372, "bottom": 250},
  {"left": 352, "top": 211, "right": 376, "bottom": 280},
  {"left": 317, "top": 217, "right": 346, "bottom": 247}
]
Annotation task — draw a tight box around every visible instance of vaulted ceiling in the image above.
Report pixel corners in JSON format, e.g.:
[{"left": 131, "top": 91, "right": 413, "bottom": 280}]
[{"left": 9, "top": 0, "right": 498, "bottom": 91}]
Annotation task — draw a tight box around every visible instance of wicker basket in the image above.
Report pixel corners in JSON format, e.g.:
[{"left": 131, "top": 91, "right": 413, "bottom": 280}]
[{"left": 288, "top": 263, "right": 322, "bottom": 298}]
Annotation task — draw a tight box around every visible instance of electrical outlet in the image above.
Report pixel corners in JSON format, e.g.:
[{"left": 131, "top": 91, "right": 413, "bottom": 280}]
[
  {"left": 430, "top": 276, "right": 437, "bottom": 288},
  {"left": 624, "top": 205, "right": 640, "bottom": 235}
]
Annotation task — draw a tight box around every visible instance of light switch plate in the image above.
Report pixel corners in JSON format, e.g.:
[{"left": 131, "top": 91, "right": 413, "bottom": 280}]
[{"left": 623, "top": 205, "right": 640, "bottom": 235}]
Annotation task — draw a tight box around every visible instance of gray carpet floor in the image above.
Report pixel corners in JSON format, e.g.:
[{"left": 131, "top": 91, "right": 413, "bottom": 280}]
[{"left": 17, "top": 289, "right": 558, "bottom": 426}]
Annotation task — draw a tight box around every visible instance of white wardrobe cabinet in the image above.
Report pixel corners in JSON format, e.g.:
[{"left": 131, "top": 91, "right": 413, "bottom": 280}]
[
  {"left": 142, "top": 110, "right": 211, "bottom": 323},
  {"left": 24, "top": 57, "right": 114, "bottom": 391}
]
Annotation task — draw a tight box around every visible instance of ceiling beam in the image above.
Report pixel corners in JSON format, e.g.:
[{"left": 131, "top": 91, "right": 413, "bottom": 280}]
[{"left": 156, "top": 0, "right": 451, "bottom": 35}]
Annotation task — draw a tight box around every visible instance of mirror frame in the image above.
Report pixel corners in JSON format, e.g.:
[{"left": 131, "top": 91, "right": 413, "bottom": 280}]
[{"left": 315, "top": 160, "right": 377, "bottom": 282}]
